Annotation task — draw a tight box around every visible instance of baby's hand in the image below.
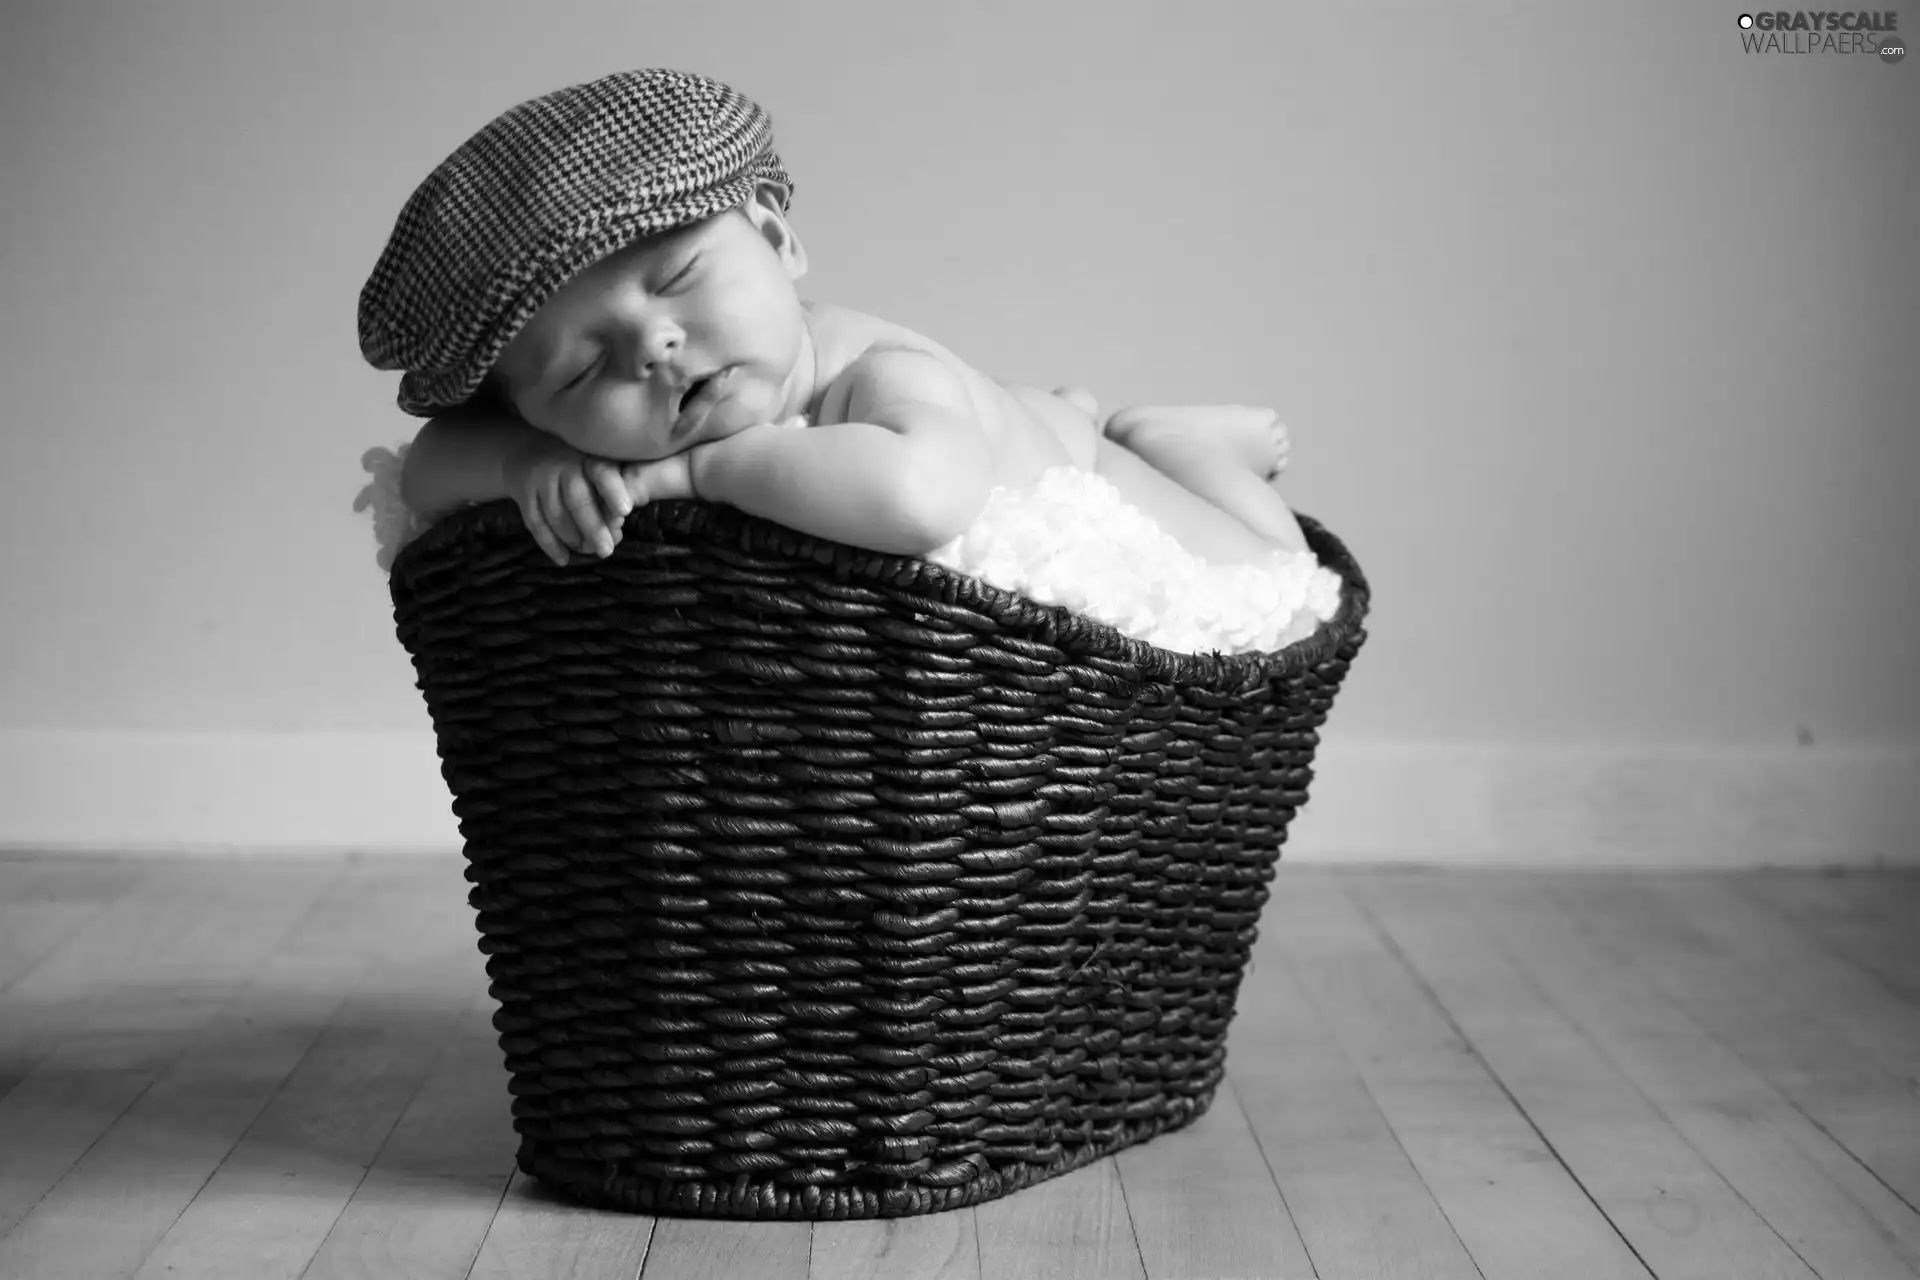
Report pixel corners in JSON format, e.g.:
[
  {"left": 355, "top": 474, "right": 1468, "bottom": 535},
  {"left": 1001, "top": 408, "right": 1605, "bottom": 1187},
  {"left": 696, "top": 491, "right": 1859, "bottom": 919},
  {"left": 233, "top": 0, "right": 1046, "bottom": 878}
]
[
  {"left": 503, "top": 417, "right": 809, "bottom": 566},
  {"left": 617, "top": 453, "right": 696, "bottom": 508},
  {"left": 614, "top": 415, "right": 805, "bottom": 506},
  {"left": 619, "top": 415, "right": 808, "bottom": 508},
  {"left": 502, "top": 435, "right": 632, "bottom": 566}
]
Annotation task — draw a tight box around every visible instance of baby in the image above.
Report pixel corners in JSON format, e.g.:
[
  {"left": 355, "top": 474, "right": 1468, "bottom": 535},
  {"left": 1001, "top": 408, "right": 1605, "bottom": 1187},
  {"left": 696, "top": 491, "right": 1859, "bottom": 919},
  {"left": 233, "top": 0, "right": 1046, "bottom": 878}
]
[{"left": 363, "top": 70, "right": 1309, "bottom": 572}]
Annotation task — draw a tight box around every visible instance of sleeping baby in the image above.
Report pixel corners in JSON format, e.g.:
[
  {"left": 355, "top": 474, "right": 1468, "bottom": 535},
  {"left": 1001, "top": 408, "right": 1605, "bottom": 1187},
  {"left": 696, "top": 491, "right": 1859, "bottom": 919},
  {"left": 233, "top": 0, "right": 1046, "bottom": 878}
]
[{"left": 361, "top": 69, "right": 1311, "bottom": 580}]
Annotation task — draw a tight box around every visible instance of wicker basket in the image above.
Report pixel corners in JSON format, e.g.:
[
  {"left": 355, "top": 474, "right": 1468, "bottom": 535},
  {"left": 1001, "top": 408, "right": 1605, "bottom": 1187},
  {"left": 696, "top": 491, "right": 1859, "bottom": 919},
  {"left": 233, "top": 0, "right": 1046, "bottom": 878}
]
[{"left": 390, "top": 497, "right": 1369, "bottom": 1219}]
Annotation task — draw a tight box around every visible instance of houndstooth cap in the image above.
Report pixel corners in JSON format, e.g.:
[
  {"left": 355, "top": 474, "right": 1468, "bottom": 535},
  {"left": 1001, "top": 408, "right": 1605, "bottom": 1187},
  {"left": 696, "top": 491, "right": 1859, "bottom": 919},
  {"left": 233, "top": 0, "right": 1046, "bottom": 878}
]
[{"left": 358, "top": 68, "right": 793, "bottom": 418}]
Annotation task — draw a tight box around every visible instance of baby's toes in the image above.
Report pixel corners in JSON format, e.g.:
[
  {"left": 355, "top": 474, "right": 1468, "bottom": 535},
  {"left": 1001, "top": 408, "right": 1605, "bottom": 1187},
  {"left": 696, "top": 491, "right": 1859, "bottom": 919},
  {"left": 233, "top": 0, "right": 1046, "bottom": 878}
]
[{"left": 1266, "top": 416, "right": 1292, "bottom": 478}]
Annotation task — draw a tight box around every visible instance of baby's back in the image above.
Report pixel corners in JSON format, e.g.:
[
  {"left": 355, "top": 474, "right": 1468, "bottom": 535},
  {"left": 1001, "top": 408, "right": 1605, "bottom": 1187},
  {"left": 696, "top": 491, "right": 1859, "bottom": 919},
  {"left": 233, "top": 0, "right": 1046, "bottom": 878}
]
[{"left": 803, "top": 302, "right": 1097, "bottom": 491}]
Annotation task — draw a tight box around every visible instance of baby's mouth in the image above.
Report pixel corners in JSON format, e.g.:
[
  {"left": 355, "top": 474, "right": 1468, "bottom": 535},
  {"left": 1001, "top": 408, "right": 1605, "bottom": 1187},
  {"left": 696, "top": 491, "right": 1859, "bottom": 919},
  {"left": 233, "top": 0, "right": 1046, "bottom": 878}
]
[{"left": 671, "top": 368, "right": 733, "bottom": 442}]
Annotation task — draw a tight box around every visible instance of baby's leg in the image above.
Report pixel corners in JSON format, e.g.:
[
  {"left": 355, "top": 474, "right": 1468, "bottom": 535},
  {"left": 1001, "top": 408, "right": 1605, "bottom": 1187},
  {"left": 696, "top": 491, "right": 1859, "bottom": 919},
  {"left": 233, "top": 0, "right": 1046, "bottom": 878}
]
[
  {"left": 1109, "top": 404, "right": 1291, "bottom": 478},
  {"left": 1103, "top": 406, "right": 1306, "bottom": 552},
  {"left": 1090, "top": 435, "right": 1287, "bottom": 566},
  {"left": 1006, "top": 384, "right": 1307, "bottom": 565}
]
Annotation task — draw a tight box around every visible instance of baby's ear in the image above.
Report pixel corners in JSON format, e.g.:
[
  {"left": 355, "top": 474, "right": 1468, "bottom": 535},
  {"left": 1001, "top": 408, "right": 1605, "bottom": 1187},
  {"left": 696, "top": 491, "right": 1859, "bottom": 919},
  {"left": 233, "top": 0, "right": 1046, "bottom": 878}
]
[
  {"left": 745, "top": 180, "right": 808, "bottom": 280},
  {"left": 753, "top": 177, "right": 792, "bottom": 212}
]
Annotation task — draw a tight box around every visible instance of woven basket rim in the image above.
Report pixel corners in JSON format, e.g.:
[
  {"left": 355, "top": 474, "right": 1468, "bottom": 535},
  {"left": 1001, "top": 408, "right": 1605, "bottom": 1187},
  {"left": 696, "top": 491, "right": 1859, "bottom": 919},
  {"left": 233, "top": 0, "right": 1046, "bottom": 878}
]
[{"left": 392, "top": 497, "right": 1370, "bottom": 686}]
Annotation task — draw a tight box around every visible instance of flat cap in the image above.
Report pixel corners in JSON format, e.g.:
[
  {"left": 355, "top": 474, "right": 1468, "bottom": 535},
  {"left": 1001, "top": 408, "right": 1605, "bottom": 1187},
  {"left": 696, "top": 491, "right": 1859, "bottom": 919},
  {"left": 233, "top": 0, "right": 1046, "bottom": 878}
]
[{"left": 358, "top": 68, "right": 793, "bottom": 417}]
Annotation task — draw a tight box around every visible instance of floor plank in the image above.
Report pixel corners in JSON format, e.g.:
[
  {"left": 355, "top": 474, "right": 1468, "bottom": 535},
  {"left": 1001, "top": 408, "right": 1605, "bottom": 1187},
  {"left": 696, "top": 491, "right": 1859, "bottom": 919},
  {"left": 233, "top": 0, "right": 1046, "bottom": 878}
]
[
  {"left": 126, "top": 907, "right": 480, "bottom": 1280},
  {"left": 1264, "top": 873, "right": 1652, "bottom": 1280},
  {"left": 278, "top": 986, "right": 513, "bottom": 1280},
  {"left": 0, "top": 856, "right": 345, "bottom": 1238},
  {"left": 1487, "top": 874, "right": 1920, "bottom": 1280},
  {"left": 811, "top": 1207, "right": 980, "bottom": 1280},
  {"left": 0, "top": 856, "right": 150, "bottom": 996},
  {"left": 0, "top": 860, "right": 469, "bottom": 1280},
  {"left": 639, "top": 1216, "right": 812, "bottom": 1280},
  {"left": 0, "top": 857, "right": 151, "bottom": 1106},
  {"left": 1736, "top": 871, "right": 1920, "bottom": 1005},
  {"left": 973, "top": 1159, "right": 1145, "bottom": 1280},
  {"left": 0, "top": 857, "right": 289, "bottom": 1080},
  {"left": 1113, "top": 1078, "right": 1315, "bottom": 1280},
  {"left": 1566, "top": 874, "right": 1920, "bottom": 1212},
  {"left": 1355, "top": 871, "right": 1819, "bottom": 1280},
  {"left": 1231, "top": 929, "right": 1483, "bottom": 1280},
  {"left": 466, "top": 1170, "right": 656, "bottom": 1280}
]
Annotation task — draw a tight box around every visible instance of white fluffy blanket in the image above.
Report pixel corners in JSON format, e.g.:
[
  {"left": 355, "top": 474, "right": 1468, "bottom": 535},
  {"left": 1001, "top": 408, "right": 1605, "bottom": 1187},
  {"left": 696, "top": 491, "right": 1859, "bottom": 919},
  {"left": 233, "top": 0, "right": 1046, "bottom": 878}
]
[{"left": 356, "top": 445, "right": 1341, "bottom": 656}]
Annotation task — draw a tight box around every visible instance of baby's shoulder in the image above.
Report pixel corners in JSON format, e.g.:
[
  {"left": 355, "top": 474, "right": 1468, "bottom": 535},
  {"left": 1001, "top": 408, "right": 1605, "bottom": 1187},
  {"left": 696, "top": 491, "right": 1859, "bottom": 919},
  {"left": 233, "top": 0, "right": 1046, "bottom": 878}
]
[
  {"left": 800, "top": 302, "right": 1076, "bottom": 483},
  {"left": 804, "top": 301, "right": 984, "bottom": 420},
  {"left": 805, "top": 301, "right": 966, "bottom": 372}
]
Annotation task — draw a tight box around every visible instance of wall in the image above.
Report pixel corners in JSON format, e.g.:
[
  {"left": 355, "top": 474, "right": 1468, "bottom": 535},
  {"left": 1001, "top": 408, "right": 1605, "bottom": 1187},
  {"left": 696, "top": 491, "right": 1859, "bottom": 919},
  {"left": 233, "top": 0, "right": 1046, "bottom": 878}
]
[{"left": 2, "top": 0, "right": 1914, "bottom": 863}]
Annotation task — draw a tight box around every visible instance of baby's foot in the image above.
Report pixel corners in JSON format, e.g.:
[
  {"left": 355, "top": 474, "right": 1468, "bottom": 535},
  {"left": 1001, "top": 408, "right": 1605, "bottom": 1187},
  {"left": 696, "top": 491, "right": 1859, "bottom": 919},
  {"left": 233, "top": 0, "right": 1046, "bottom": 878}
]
[{"left": 1104, "top": 405, "right": 1291, "bottom": 481}]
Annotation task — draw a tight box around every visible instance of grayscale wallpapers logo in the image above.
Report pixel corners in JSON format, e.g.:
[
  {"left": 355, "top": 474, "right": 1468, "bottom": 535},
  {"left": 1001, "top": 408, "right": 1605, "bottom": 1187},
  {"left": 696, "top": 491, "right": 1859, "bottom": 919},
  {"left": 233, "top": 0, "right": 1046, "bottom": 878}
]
[{"left": 1738, "top": 10, "right": 1906, "bottom": 60}]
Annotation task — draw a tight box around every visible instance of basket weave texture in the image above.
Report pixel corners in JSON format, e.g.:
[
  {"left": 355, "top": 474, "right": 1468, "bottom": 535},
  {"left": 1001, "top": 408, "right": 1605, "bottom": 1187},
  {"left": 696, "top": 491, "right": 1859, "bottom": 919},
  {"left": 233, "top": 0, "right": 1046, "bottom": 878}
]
[{"left": 390, "top": 498, "right": 1370, "bottom": 1219}]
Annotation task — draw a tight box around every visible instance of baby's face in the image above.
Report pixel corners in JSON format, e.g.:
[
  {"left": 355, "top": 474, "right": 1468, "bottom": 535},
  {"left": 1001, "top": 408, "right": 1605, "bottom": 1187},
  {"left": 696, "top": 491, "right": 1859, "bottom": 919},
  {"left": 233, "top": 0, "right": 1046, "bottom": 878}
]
[{"left": 492, "top": 189, "right": 809, "bottom": 460}]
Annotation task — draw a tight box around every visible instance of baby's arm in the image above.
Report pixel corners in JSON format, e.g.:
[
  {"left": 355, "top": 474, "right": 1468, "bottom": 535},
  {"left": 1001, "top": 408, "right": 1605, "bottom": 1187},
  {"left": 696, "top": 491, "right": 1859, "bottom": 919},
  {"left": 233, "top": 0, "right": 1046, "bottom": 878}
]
[
  {"left": 399, "top": 407, "right": 538, "bottom": 519},
  {"left": 689, "top": 348, "right": 994, "bottom": 556},
  {"left": 399, "top": 349, "right": 994, "bottom": 561},
  {"left": 401, "top": 407, "right": 645, "bottom": 565}
]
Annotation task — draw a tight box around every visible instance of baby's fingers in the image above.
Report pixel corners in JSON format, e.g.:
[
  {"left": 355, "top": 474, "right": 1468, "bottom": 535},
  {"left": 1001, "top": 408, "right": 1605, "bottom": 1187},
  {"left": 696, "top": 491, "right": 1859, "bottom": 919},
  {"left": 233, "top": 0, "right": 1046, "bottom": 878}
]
[
  {"left": 521, "top": 508, "right": 571, "bottom": 567},
  {"left": 560, "top": 471, "right": 615, "bottom": 557},
  {"left": 585, "top": 458, "right": 633, "bottom": 529},
  {"left": 540, "top": 477, "right": 588, "bottom": 553}
]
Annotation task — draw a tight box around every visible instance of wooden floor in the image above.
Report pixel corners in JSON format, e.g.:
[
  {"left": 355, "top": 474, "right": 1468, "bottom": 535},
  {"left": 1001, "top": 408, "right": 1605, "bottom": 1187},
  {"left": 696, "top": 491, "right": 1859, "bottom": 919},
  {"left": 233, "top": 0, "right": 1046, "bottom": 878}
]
[{"left": 0, "top": 855, "right": 1915, "bottom": 1280}]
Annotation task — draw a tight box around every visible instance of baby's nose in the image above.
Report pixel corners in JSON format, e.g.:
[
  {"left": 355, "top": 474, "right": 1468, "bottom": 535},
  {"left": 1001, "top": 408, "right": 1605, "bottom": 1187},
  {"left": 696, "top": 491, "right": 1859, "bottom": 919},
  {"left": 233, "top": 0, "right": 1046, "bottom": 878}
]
[
  {"left": 633, "top": 322, "right": 683, "bottom": 376},
  {"left": 644, "top": 335, "right": 679, "bottom": 370}
]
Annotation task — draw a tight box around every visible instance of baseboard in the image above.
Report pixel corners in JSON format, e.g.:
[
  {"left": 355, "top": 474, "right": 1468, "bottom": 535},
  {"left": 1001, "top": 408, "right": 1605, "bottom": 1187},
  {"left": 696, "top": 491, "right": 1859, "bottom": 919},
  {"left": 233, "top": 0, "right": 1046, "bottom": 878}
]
[
  {"left": 0, "top": 730, "right": 1913, "bottom": 867},
  {"left": 1283, "top": 739, "right": 1919, "bottom": 868},
  {"left": 0, "top": 730, "right": 459, "bottom": 856}
]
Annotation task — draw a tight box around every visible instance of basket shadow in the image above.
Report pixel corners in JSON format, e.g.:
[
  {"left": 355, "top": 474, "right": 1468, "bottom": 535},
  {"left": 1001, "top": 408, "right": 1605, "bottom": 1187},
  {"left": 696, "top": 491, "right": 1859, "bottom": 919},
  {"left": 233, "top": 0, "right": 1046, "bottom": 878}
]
[{"left": 0, "top": 978, "right": 521, "bottom": 1186}]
